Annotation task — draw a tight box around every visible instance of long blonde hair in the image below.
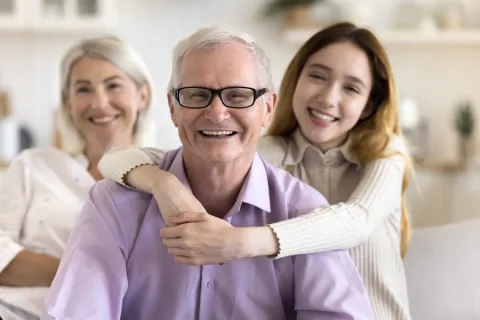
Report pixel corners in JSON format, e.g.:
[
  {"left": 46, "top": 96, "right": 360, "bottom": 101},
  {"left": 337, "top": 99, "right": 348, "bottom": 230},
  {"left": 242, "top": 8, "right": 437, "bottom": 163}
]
[{"left": 267, "top": 22, "right": 412, "bottom": 258}]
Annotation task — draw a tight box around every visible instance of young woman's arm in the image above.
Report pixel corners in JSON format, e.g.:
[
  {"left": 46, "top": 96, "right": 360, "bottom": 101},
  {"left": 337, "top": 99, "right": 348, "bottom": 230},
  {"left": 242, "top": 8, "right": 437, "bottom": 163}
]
[
  {"left": 269, "top": 154, "right": 405, "bottom": 258},
  {"left": 99, "top": 142, "right": 406, "bottom": 261},
  {"left": 98, "top": 147, "right": 206, "bottom": 222},
  {"left": 99, "top": 146, "right": 277, "bottom": 259},
  {"left": 98, "top": 147, "right": 166, "bottom": 191},
  {"left": 0, "top": 154, "right": 61, "bottom": 287}
]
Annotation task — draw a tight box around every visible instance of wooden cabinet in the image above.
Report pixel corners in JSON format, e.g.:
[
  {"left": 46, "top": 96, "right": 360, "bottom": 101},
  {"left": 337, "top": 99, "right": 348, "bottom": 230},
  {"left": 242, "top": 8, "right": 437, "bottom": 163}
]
[{"left": 0, "top": 0, "right": 116, "bottom": 32}]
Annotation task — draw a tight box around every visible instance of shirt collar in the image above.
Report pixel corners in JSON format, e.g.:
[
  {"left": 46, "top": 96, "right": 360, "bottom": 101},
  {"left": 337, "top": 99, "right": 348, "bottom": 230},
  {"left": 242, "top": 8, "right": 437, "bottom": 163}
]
[
  {"left": 72, "top": 153, "right": 90, "bottom": 169},
  {"left": 283, "top": 128, "right": 358, "bottom": 167},
  {"left": 234, "top": 153, "right": 271, "bottom": 213},
  {"left": 168, "top": 148, "right": 271, "bottom": 214}
]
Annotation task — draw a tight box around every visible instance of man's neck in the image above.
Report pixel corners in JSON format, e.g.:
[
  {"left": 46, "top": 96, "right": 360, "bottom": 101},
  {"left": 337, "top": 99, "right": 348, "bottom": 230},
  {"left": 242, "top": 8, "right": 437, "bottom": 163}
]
[{"left": 183, "top": 153, "right": 255, "bottom": 218}]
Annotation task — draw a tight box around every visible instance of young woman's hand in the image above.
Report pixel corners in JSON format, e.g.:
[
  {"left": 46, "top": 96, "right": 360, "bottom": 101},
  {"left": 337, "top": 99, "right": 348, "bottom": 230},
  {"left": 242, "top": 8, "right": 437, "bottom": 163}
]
[
  {"left": 160, "top": 212, "right": 279, "bottom": 265},
  {"left": 146, "top": 170, "right": 206, "bottom": 226}
]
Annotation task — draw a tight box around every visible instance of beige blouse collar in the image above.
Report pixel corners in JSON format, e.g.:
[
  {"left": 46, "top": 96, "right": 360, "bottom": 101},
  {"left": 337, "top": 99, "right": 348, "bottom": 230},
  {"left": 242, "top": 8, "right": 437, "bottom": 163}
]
[{"left": 283, "top": 128, "right": 359, "bottom": 167}]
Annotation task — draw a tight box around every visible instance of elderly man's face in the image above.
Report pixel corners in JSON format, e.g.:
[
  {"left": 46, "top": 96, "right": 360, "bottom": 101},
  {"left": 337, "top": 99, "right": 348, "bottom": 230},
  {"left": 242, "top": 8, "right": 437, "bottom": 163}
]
[{"left": 169, "top": 42, "right": 276, "bottom": 164}]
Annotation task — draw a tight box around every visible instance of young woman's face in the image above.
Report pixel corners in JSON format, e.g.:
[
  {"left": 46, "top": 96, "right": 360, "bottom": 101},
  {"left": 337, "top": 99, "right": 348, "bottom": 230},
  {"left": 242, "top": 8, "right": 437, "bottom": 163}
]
[
  {"left": 66, "top": 58, "right": 148, "bottom": 151},
  {"left": 292, "top": 41, "right": 373, "bottom": 151}
]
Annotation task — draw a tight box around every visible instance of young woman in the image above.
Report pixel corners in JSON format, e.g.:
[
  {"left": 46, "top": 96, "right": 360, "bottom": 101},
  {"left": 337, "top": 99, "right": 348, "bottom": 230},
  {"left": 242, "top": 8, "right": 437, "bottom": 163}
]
[
  {"left": 0, "top": 36, "right": 153, "bottom": 320},
  {"left": 99, "top": 22, "right": 413, "bottom": 319}
]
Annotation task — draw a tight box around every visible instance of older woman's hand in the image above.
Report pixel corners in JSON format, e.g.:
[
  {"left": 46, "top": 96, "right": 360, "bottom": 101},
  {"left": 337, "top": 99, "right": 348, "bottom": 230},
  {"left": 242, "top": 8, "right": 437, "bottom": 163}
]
[{"left": 160, "top": 212, "right": 279, "bottom": 265}]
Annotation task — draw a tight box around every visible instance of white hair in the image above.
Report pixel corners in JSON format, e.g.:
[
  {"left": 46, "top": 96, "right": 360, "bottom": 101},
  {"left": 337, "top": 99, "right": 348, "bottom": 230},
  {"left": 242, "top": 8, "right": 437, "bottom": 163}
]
[
  {"left": 57, "top": 35, "right": 154, "bottom": 155},
  {"left": 168, "top": 25, "right": 274, "bottom": 92}
]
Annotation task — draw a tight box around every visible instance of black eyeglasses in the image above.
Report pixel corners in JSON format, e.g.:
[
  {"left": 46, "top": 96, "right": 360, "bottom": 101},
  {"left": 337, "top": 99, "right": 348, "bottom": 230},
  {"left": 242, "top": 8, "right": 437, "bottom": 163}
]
[{"left": 172, "top": 86, "right": 267, "bottom": 109}]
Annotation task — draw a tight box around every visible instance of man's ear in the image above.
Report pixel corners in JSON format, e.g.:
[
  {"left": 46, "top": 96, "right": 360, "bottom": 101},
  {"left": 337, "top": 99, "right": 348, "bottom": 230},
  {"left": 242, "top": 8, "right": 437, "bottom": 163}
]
[
  {"left": 262, "top": 92, "right": 277, "bottom": 127},
  {"left": 168, "top": 92, "right": 179, "bottom": 128}
]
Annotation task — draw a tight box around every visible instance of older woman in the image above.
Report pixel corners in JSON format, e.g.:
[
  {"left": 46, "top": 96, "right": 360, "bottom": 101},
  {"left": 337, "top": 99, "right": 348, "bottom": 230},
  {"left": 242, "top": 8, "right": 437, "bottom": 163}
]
[{"left": 0, "top": 35, "right": 153, "bottom": 320}]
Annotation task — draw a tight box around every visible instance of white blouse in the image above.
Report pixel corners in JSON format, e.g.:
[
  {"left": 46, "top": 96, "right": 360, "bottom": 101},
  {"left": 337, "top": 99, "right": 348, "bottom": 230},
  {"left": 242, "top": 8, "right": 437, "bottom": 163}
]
[{"left": 0, "top": 147, "right": 95, "bottom": 319}]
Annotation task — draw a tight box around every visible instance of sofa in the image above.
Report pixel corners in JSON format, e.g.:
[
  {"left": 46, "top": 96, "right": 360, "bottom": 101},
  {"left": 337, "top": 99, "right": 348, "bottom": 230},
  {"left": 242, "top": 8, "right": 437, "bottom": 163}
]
[{"left": 404, "top": 217, "right": 480, "bottom": 319}]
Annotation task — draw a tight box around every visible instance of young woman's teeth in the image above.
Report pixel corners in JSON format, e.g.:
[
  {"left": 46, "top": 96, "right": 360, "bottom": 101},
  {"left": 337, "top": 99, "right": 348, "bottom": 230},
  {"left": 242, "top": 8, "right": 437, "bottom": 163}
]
[
  {"left": 310, "top": 109, "right": 336, "bottom": 122},
  {"left": 91, "top": 116, "right": 117, "bottom": 124},
  {"left": 201, "top": 130, "right": 234, "bottom": 136}
]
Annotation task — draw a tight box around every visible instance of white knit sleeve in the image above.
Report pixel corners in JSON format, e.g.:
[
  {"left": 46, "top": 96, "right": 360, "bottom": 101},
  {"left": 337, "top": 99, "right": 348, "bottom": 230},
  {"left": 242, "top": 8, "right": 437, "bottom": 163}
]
[
  {"left": 269, "top": 154, "right": 406, "bottom": 259},
  {"left": 98, "top": 147, "right": 166, "bottom": 188}
]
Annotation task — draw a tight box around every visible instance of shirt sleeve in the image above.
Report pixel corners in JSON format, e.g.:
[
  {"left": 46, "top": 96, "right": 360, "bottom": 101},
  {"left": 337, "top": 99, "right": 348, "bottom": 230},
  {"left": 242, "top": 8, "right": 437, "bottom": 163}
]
[
  {"left": 270, "top": 153, "right": 406, "bottom": 259},
  {"left": 98, "top": 147, "right": 166, "bottom": 188},
  {"left": 0, "top": 155, "right": 31, "bottom": 273},
  {"left": 294, "top": 250, "right": 374, "bottom": 319},
  {"left": 42, "top": 183, "right": 128, "bottom": 320}
]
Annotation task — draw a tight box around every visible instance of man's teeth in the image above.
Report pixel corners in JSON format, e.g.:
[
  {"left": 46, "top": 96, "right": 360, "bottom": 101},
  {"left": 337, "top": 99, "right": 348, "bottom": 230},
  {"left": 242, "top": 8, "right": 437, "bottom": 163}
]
[
  {"left": 201, "top": 130, "right": 234, "bottom": 136},
  {"left": 310, "top": 109, "right": 336, "bottom": 122},
  {"left": 91, "top": 116, "right": 117, "bottom": 124}
]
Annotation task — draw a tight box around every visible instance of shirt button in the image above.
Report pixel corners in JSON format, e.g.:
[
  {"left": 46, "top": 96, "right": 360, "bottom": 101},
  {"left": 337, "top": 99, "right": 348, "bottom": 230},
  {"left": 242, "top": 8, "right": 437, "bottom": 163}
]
[{"left": 206, "top": 281, "right": 215, "bottom": 288}]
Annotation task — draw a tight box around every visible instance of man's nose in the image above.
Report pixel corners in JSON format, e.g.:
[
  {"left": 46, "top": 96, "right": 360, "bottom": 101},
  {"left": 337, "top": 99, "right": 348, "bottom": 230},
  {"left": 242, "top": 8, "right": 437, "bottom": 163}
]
[
  {"left": 204, "top": 95, "right": 230, "bottom": 123},
  {"left": 91, "top": 90, "right": 109, "bottom": 109}
]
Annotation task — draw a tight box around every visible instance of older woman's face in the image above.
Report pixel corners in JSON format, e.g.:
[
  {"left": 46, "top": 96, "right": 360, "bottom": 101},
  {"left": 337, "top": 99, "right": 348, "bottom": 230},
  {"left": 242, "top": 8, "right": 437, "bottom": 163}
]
[{"left": 66, "top": 57, "right": 148, "bottom": 151}]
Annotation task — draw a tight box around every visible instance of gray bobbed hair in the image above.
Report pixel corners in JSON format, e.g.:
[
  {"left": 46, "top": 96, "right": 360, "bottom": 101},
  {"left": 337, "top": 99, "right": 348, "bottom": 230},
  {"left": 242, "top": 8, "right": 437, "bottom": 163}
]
[{"left": 57, "top": 35, "right": 154, "bottom": 155}]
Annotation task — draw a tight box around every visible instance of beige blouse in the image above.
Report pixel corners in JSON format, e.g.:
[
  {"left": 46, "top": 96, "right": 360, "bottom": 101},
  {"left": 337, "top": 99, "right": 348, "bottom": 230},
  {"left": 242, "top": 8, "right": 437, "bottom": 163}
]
[{"left": 98, "top": 129, "right": 411, "bottom": 320}]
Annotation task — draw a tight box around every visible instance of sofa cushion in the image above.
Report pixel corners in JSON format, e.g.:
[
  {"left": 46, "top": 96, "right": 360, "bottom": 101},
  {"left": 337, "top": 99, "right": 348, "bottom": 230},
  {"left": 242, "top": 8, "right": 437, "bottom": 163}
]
[{"left": 404, "top": 218, "right": 480, "bottom": 319}]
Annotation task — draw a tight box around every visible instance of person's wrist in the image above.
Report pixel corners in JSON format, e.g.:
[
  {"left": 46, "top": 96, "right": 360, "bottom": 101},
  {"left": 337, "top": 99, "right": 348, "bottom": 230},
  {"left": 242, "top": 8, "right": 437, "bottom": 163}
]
[
  {"left": 124, "top": 164, "right": 157, "bottom": 191},
  {"left": 149, "top": 167, "right": 177, "bottom": 194},
  {"left": 238, "top": 226, "right": 279, "bottom": 259}
]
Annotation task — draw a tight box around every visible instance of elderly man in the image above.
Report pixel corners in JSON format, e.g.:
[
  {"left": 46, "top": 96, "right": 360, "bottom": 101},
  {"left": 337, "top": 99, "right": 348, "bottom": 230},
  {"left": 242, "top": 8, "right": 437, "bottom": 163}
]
[{"left": 42, "top": 26, "right": 374, "bottom": 320}]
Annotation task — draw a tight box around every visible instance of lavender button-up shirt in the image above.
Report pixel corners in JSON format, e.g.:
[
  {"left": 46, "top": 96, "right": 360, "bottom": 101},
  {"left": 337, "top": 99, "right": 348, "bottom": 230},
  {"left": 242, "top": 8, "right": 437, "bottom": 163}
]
[{"left": 42, "top": 148, "right": 374, "bottom": 320}]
